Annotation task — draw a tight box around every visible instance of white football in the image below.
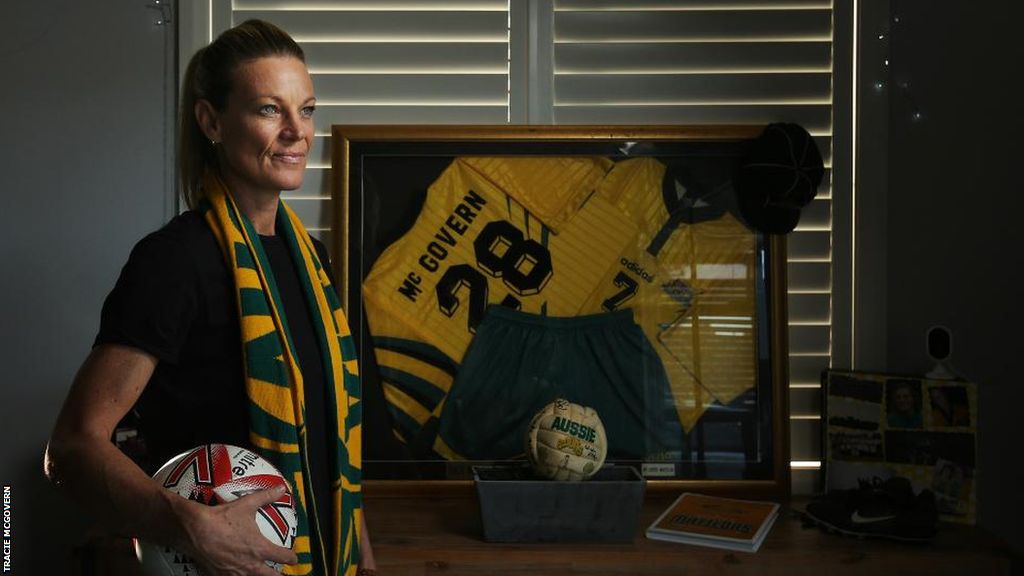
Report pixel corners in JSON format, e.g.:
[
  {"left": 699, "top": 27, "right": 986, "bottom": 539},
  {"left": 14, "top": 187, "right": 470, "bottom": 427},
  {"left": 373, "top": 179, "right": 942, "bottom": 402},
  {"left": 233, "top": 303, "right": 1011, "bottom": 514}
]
[
  {"left": 134, "top": 444, "right": 297, "bottom": 575},
  {"left": 525, "top": 398, "right": 607, "bottom": 481}
]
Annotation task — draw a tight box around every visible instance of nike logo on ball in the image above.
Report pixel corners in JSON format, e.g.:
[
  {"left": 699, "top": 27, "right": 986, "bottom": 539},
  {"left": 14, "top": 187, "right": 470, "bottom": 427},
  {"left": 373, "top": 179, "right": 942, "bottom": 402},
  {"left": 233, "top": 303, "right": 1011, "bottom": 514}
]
[{"left": 850, "top": 511, "right": 897, "bottom": 524}]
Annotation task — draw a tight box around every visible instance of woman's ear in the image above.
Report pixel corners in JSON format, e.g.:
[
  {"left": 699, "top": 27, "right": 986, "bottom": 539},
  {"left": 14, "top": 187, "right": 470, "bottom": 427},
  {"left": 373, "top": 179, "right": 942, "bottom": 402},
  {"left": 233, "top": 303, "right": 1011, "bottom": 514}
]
[{"left": 194, "top": 99, "right": 221, "bottom": 143}]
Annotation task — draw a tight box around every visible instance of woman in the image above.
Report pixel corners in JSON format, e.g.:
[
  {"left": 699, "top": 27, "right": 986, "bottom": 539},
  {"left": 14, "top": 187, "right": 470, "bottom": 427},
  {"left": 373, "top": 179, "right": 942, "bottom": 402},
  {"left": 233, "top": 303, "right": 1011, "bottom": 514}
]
[
  {"left": 44, "top": 20, "right": 375, "bottom": 576},
  {"left": 887, "top": 381, "right": 923, "bottom": 429}
]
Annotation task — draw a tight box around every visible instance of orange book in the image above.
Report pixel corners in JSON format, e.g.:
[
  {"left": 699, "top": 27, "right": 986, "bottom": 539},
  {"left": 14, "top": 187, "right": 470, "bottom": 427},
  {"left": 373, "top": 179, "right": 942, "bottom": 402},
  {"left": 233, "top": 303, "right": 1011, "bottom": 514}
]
[{"left": 646, "top": 493, "right": 780, "bottom": 552}]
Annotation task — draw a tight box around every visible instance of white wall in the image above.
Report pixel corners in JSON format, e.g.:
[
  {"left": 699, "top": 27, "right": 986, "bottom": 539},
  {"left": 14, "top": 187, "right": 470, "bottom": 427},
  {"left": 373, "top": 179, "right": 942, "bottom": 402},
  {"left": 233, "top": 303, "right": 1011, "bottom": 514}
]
[
  {"left": 884, "top": 0, "right": 1024, "bottom": 556},
  {"left": 0, "top": 0, "right": 173, "bottom": 572}
]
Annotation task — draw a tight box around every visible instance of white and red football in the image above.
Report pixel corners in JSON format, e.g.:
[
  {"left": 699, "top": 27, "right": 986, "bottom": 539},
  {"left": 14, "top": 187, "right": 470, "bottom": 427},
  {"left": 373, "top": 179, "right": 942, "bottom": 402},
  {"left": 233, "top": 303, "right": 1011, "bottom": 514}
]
[{"left": 134, "top": 444, "right": 297, "bottom": 575}]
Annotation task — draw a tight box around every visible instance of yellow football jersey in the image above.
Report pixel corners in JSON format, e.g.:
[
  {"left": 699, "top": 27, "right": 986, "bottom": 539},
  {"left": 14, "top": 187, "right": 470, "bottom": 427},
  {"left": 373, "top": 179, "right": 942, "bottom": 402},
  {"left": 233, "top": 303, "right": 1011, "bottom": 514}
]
[
  {"left": 361, "top": 157, "right": 636, "bottom": 441},
  {"left": 580, "top": 157, "right": 758, "bottom": 431}
]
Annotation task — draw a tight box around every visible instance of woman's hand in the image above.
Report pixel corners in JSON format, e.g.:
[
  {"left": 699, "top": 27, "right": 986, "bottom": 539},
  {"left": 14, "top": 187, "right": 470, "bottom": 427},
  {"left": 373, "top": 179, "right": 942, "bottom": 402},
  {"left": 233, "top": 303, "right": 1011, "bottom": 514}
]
[
  {"left": 358, "top": 512, "right": 377, "bottom": 575},
  {"left": 174, "top": 485, "right": 298, "bottom": 576}
]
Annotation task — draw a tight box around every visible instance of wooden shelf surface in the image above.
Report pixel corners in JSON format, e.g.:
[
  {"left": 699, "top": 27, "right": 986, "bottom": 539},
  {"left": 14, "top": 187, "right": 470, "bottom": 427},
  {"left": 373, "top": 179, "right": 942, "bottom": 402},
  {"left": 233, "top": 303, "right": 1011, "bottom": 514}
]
[
  {"left": 76, "top": 495, "right": 1018, "bottom": 575},
  {"left": 366, "top": 494, "right": 1016, "bottom": 576}
]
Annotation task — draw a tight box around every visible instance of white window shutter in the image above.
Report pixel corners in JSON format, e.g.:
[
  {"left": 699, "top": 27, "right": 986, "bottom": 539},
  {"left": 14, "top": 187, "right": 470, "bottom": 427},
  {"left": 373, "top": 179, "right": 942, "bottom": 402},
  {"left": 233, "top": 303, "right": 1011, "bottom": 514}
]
[
  {"left": 547, "top": 0, "right": 837, "bottom": 492},
  {"left": 183, "top": 0, "right": 843, "bottom": 492}
]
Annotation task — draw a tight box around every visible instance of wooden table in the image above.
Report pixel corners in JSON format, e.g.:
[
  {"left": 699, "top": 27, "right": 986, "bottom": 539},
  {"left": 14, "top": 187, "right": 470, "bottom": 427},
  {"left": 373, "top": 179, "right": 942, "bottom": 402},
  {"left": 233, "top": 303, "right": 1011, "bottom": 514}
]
[
  {"left": 76, "top": 494, "right": 1018, "bottom": 575},
  {"left": 365, "top": 495, "right": 1017, "bottom": 576}
]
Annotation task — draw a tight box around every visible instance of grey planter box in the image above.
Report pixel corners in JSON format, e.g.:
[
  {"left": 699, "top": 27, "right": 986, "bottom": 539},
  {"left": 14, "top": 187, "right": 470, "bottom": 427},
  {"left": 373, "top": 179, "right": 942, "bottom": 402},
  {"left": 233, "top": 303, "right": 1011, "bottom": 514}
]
[{"left": 473, "top": 464, "right": 646, "bottom": 542}]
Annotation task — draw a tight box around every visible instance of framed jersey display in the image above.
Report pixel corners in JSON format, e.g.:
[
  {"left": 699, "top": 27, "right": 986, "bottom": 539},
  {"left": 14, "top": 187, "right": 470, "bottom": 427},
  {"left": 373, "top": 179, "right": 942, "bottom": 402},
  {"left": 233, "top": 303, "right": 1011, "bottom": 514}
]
[{"left": 331, "top": 125, "right": 790, "bottom": 496}]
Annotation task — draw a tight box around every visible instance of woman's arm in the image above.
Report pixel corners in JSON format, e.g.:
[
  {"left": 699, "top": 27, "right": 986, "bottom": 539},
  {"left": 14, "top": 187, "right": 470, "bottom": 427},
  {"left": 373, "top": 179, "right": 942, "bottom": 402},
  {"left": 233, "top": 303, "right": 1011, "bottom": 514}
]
[{"left": 45, "top": 343, "right": 297, "bottom": 576}]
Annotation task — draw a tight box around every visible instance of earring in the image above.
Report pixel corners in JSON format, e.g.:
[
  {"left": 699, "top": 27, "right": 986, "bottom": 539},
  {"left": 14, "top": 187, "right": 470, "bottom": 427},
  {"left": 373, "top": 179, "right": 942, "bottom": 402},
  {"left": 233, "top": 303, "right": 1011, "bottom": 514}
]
[{"left": 210, "top": 139, "right": 218, "bottom": 146}]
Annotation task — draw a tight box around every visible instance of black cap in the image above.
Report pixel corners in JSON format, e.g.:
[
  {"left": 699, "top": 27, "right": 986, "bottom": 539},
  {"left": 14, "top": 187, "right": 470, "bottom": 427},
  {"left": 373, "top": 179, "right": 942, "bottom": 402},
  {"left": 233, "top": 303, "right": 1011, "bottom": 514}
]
[{"left": 737, "top": 123, "right": 825, "bottom": 234}]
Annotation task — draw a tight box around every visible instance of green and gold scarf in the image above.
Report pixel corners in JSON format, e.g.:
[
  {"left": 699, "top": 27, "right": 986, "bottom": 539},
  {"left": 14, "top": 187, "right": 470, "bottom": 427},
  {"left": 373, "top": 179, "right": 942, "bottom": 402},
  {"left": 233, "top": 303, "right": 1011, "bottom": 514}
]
[{"left": 200, "top": 172, "right": 362, "bottom": 576}]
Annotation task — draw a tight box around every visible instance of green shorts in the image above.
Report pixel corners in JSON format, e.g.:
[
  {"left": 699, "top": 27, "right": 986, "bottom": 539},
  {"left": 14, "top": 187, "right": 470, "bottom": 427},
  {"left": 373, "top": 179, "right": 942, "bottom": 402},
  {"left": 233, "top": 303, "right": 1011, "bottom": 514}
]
[{"left": 436, "top": 305, "right": 684, "bottom": 460}]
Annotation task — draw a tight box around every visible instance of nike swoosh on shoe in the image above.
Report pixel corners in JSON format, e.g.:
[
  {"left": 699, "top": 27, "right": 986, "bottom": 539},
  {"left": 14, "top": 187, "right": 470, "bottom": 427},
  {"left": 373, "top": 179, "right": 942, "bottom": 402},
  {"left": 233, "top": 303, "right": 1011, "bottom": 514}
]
[{"left": 850, "top": 511, "right": 897, "bottom": 524}]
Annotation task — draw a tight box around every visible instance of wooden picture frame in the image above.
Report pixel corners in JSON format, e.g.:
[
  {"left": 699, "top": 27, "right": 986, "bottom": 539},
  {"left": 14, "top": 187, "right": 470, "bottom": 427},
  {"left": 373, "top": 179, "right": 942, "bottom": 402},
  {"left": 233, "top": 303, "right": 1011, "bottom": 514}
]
[{"left": 332, "top": 125, "right": 790, "bottom": 497}]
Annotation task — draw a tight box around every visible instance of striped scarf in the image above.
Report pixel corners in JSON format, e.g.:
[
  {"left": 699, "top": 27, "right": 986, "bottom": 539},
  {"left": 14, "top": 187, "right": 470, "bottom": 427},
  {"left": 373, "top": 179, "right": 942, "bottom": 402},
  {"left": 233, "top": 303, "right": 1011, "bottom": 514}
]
[{"left": 200, "top": 172, "right": 362, "bottom": 576}]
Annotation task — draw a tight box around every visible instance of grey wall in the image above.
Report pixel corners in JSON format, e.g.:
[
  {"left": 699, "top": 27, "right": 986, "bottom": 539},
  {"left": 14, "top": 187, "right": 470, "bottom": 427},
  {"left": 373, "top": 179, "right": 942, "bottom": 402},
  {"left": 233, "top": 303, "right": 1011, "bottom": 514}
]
[
  {"left": 0, "top": 0, "right": 173, "bottom": 572},
  {"left": 885, "top": 0, "right": 1024, "bottom": 556}
]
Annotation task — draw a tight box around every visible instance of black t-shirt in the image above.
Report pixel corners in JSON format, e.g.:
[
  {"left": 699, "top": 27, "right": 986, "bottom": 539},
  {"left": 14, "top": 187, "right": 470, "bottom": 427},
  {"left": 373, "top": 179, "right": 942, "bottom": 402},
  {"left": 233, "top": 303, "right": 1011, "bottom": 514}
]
[
  {"left": 96, "top": 209, "right": 334, "bottom": 541},
  {"left": 257, "top": 232, "right": 333, "bottom": 548}
]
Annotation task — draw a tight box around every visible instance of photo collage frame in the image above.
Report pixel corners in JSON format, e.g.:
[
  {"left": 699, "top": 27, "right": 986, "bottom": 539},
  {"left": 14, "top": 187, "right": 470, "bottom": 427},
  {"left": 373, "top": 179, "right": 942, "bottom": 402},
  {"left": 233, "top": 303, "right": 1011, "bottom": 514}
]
[{"left": 821, "top": 370, "right": 978, "bottom": 523}]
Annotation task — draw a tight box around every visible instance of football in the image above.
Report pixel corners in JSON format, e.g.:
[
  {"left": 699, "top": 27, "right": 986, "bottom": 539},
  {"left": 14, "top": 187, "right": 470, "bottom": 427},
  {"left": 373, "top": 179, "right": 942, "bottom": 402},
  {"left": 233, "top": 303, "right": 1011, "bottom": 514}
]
[
  {"left": 134, "top": 444, "right": 297, "bottom": 575},
  {"left": 525, "top": 398, "right": 607, "bottom": 481}
]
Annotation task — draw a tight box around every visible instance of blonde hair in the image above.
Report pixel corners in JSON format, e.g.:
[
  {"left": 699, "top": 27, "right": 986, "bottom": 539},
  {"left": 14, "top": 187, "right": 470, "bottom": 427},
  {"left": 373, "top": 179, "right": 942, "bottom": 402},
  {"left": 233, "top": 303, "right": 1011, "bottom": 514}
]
[{"left": 178, "top": 19, "right": 305, "bottom": 209}]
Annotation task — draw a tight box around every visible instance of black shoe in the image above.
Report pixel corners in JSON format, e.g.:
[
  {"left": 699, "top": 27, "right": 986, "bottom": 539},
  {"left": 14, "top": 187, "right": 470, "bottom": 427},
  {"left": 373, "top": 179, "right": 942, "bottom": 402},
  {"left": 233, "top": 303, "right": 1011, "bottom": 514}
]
[{"left": 804, "top": 476, "right": 938, "bottom": 542}]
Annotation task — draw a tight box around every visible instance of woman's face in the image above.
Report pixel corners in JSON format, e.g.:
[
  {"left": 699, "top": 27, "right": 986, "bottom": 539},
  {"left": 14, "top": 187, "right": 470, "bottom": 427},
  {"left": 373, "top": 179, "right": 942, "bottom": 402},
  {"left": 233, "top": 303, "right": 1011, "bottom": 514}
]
[
  {"left": 894, "top": 387, "right": 914, "bottom": 414},
  {"left": 199, "top": 56, "right": 315, "bottom": 198}
]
